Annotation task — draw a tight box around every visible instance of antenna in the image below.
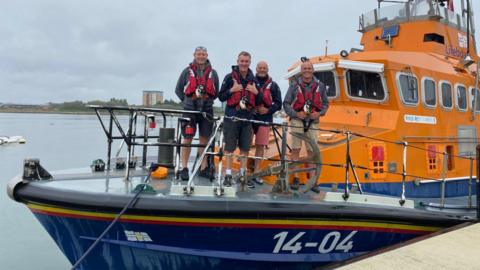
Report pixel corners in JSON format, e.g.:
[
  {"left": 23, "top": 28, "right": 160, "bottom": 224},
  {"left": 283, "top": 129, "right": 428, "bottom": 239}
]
[
  {"left": 324, "top": 40, "right": 329, "bottom": 57},
  {"left": 466, "top": 0, "right": 471, "bottom": 56},
  {"left": 462, "top": 0, "right": 474, "bottom": 67}
]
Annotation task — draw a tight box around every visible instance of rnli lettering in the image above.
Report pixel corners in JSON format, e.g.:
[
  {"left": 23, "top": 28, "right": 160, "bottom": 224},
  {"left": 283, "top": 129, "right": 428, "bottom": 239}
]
[
  {"left": 403, "top": 114, "right": 436, "bottom": 125},
  {"left": 272, "top": 231, "right": 357, "bottom": 254},
  {"left": 445, "top": 45, "right": 467, "bottom": 59}
]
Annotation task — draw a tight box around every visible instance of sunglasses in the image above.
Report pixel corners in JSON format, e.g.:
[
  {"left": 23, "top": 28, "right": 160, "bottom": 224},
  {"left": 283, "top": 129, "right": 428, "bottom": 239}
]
[{"left": 195, "top": 46, "right": 208, "bottom": 52}]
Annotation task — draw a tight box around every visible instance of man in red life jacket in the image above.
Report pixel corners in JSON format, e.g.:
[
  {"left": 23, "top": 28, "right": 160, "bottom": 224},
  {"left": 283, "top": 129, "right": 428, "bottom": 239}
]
[
  {"left": 175, "top": 46, "right": 219, "bottom": 181},
  {"left": 283, "top": 60, "right": 329, "bottom": 191},
  {"left": 251, "top": 61, "right": 282, "bottom": 185},
  {"left": 218, "top": 51, "right": 263, "bottom": 188}
]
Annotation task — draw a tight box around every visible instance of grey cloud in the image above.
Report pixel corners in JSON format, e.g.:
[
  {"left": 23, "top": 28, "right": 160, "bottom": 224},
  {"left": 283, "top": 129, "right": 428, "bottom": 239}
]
[{"left": 0, "top": 0, "right": 478, "bottom": 104}]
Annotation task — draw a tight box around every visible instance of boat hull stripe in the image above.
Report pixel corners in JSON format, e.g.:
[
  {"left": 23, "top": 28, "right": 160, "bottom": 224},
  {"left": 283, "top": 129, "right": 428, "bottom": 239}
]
[{"left": 27, "top": 203, "right": 439, "bottom": 234}]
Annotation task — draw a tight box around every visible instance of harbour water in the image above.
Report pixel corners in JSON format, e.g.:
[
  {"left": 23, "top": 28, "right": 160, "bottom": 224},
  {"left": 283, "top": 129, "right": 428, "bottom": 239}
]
[{"left": 0, "top": 113, "right": 122, "bottom": 269}]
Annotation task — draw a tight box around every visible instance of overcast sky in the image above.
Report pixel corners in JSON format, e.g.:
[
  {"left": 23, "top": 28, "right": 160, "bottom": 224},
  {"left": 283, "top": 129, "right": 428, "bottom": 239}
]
[{"left": 1, "top": 0, "right": 479, "bottom": 105}]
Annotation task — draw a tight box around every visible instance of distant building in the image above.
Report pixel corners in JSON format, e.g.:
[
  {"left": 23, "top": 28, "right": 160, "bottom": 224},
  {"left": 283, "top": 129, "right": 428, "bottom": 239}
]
[{"left": 142, "top": 90, "right": 164, "bottom": 106}]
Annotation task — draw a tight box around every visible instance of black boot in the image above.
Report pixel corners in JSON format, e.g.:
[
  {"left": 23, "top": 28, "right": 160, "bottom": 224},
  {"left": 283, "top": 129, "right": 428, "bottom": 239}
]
[
  {"left": 180, "top": 168, "right": 189, "bottom": 181},
  {"left": 223, "top": 174, "right": 233, "bottom": 187},
  {"left": 290, "top": 177, "right": 300, "bottom": 190}
]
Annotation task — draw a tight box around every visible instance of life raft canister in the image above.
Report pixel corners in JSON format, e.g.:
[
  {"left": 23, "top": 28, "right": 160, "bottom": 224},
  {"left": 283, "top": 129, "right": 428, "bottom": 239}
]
[
  {"left": 257, "top": 77, "right": 273, "bottom": 108},
  {"left": 292, "top": 80, "right": 323, "bottom": 113},
  {"left": 226, "top": 69, "right": 256, "bottom": 110},
  {"left": 184, "top": 63, "right": 216, "bottom": 100}
]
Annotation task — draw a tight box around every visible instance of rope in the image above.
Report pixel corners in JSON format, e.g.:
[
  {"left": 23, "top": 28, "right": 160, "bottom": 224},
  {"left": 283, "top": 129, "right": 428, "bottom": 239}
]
[
  {"left": 70, "top": 165, "right": 155, "bottom": 270},
  {"left": 223, "top": 115, "right": 342, "bottom": 134},
  {"left": 226, "top": 116, "right": 476, "bottom": 161},
  {"left": 407, "top": 143, "right": 474, "bottom": 161},
  {"left": 216, "top": 152, "right": 460, "bottom": 183}
]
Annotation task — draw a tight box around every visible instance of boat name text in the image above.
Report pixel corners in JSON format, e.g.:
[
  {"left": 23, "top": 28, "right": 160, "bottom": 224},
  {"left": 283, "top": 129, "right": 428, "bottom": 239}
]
[{"left": 403, "top": 114, "right": 437, "bottom": 125}]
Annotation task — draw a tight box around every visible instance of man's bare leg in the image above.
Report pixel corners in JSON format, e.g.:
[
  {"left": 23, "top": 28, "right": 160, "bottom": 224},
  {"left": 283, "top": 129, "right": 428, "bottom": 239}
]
[
  {"left": 181, "top": 138, "right": 193, "bottom": 169},
  {"left": 290, "top": 148, "right": 301, "bottom": 189},
  {"left": 225, "top": 151, "right": 232, "bottom": 173},
  {"left": 254, "top": 145, "right": 264, "bottom": 173},
  {"left": 253, "top": 145, "right": 265, "bottom": 184},
  {"left": 306, "top": 149, "right": 320, "bottom": 192},
  {"left": 180, "top": 137, "right": 193, "bottom": 180},
  {"left": 240, "top": 150, "right": 248, "bottom": 174},
  {"left": 290, "top": 148, "right": 301, "bottom": 178},
  {"left": 223, "top": 151, "right": 233, "bottom": 186},
  {"left": 239, "top": 150, "right": 250, "bottom": 188}
]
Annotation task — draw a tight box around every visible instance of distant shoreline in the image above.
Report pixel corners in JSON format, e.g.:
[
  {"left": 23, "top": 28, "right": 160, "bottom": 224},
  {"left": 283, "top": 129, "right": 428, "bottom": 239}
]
[
  {"left": 0, "top": 107, "right": 225, "bottom": 116},
  {"left": 0, "top": 109, "right": 96, "bottom": 115}
]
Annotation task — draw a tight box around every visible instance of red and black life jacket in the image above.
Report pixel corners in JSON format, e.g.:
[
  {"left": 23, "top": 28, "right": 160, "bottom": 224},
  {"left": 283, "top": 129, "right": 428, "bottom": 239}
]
[
  {"left": 184, "top": 63, "right": 216, "bottom": 100},
  {"left": 292, "top": 79, "right": 323, "bottom": 112},
  {"left": 226, "top": 69, "right": 256, "bottom": 110},
  {"left": 257, "top": 76, "right": 273, "bottom": 108}
]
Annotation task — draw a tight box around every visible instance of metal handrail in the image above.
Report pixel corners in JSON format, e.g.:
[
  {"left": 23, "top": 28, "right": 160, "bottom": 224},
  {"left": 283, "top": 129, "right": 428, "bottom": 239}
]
[
  {"left": 92, "top": 106, "right": 217, "bottom": 181},
  {"left": 440, "top": 151, "right": 448, "bottom": 207},
  {"left": 90, "top": 106, "right": 478, "bottom": 209}
]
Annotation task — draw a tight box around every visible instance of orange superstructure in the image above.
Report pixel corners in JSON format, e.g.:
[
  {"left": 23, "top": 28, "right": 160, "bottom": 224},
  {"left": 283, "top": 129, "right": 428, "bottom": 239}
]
[{"left": 257, "top": 0, "right": 480, "bottom": 197}]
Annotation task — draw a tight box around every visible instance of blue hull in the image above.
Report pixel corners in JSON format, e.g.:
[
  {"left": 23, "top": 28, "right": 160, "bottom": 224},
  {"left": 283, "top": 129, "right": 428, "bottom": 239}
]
[{"left": 30, "top": 204, "right": 439, "bottom": 270}]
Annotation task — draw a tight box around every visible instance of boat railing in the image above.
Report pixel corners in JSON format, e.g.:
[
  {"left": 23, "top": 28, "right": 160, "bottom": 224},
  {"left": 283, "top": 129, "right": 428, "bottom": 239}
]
[
  {"left": 89, "top": 105, "right": 478, "bottom": 213},
  {"left": 88, "top": 105, "right": 220, "bottom": 182},
  {"left": 200, "top": 116, "right": 478, "bottom": 210},
  {"left": 359, "top": 0, "right": 474, "bottom": 33}
]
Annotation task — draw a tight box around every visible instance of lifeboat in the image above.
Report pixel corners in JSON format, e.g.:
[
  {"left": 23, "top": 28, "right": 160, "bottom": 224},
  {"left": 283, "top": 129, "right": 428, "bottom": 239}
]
[
  {"left": 5, "top": 1, "right": 480, "bottom": 269},
  {"left": 251, "top": 0, "right": 480, "bottom": 199}
]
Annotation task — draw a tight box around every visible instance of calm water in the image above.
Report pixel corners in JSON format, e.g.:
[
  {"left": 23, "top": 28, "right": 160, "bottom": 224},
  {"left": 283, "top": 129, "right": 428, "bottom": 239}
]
[{"left": 0, "top": 113, "right": 138, "bottom": 269}]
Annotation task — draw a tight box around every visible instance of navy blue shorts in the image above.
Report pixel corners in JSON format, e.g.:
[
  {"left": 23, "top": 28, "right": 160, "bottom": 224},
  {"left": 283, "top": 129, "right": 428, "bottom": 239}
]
[
  {"left": 223, "top": 118, "right": 253, "bottom": 152},
  {"left": 181, "top": 113, "right": 214, "bottom": 139}
]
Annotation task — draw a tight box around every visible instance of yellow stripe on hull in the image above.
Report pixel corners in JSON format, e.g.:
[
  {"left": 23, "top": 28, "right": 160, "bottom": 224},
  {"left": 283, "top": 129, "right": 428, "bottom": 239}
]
[{"left": 27, "top": 202, "right": 440, "bottom": 233}]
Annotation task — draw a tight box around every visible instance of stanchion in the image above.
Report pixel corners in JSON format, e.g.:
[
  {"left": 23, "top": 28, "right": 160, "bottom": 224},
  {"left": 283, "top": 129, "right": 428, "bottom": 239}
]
[
  {"left": 476, "top": 145, "right": 480, "bottom": 221},
  {"left": 343, "top": 132, "right": 351, "bottom": 200}
]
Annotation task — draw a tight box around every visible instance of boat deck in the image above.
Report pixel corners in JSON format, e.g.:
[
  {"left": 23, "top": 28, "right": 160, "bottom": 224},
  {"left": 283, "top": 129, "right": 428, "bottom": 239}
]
[
  {"left": 13, "top": 163, "right": 473, "bottom": 223},
  {"left": 39, "top": 165, "right": 407, "bottom": 204}
]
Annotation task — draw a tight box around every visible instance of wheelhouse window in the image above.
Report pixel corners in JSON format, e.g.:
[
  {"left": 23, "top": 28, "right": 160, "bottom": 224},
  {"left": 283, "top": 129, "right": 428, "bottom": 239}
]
[
  {"left": 345, "top": 70, "right": 385, "bottom": 100},
  {"left": 398, "top": 74, "right": 418, "bottom": 105},
  {"left": 470, "top": 87, "right": 480, "bottom": 112},
  {"left": 440, "top": 81, "right": 453, "bottom": 109},
  {"left": 313, "top": 71, "right": 337, "bottom": 97},
  {"left": 422, "top": 78, "right": 436, "bottom": 107},
  {"left": 456, "top": 85, "right": 467, "bottom": 111}
]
